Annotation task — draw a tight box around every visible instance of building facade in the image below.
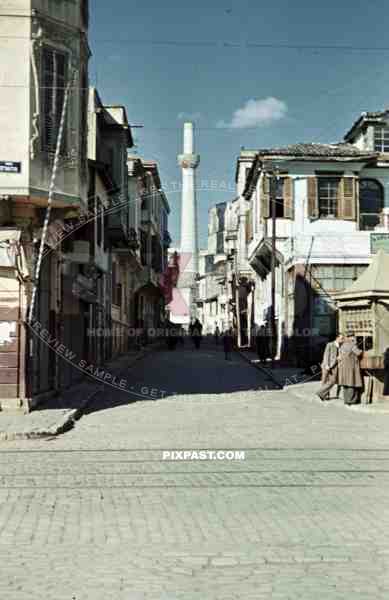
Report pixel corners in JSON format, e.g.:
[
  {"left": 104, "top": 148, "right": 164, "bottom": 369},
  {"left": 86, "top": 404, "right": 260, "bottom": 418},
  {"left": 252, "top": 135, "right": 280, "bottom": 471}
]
[
  {"left": 196, "top": 204, "right": 229, "bottom": 334},
  {"left": 0, "top": 2, "right": 171, "bottom": 411},
  {"left": 242, "top": 110, "right": 389, "bottom": 365},
  {"left": 129, "top": 158, "right": 171, "bottom": 345},
  {"left": 0, "top": 0, "right": 90, "bottom": 410},
  {"left": 203, "top": 111, "right": 389, "bottom": 365}
]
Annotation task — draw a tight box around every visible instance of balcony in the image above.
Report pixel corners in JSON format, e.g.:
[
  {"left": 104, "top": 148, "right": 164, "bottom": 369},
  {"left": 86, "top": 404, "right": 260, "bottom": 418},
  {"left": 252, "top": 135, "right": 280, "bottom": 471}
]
[
  {"left": 106, "top": 211, "right": 129, "bottom": 247},
  {"left": 72, "top": 273, "right": 98, "bottom": 304},
  {"left": 63, "top": 240, "right": 91, "bottom": 264}
]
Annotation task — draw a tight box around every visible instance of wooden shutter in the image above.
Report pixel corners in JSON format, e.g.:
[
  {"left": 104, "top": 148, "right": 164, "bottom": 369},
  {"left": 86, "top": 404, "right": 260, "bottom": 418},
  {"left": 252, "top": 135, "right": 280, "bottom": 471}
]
[
  {"left": 307, "top": 177, "right": 318, "bottom": 219},
  {"left": 338, "top": 177, "right": 356, "bottom": 220},
  {"left": 261, "top": 174, "right": 270, "bottom": 219},
  {"left": 283, "top": 177, "right": 294, "bottom": 219},
  {"left": 245, "top": 210, "right": 253, "bottom": 242}
]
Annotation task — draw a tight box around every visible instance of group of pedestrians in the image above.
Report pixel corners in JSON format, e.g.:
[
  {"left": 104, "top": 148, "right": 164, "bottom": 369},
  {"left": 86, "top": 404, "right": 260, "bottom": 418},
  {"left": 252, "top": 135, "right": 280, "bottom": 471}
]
[{"left": 317, "top": 334, "right": 363, "bottom": 405}]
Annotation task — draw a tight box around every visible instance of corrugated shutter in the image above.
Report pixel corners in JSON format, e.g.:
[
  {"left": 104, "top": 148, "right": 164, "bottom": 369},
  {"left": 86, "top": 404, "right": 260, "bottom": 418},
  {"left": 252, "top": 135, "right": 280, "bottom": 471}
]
[
  {"left": 307, "top": 177, "right": 318, "bottom": 219},
  {"left": 283, "top": 177, "right": 294, "bottom": 219},
  {"left": 261, "top": 174, "right": 270, "bottom": 219},
  {"left": 338, "top": 177, "right": 356, "bottom": 220}
]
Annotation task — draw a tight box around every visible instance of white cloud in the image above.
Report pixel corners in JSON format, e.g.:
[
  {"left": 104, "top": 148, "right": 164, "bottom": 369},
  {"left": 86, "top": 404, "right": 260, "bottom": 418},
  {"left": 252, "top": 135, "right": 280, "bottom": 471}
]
[
  {"left": 177, "top": 112, "right": 202, "bottom": 121},
  {"left": 217, "top": 97, "right": 287, "bottom": 129}
]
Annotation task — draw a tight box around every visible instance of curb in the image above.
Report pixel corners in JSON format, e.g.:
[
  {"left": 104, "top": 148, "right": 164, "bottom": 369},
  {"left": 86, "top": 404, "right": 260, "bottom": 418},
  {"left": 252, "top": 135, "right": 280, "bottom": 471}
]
[
  {"left": 0, "top": 344, "right": 160, "bottom": 441},
  {"left": 235, "top": 349, "right": 283, "bottom": 389},
  {"left": 0, "top": 408, "right": 78, "bottom": 442}
]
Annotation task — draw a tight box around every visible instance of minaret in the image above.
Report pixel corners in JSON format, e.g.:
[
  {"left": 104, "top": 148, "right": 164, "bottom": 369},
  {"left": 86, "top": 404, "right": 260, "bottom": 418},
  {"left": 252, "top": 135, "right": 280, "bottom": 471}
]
[{"left": 177, "top": 122, "right": 200, "bottom": 320}]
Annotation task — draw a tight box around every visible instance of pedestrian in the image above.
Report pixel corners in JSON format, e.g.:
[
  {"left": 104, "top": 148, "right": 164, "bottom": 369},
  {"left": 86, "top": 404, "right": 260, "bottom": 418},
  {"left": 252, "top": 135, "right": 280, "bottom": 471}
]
[
  {"left": 384, "top": 347, "right": 389, "bottom": 396},
  {"left": 223, "top": 328, "right": 233, "bottom": 361},
  {"left": 190, "top": 318, "right": 203, "bottom": 350},
  {"left": 165, "top": 320, "right": 177, "bottom": 350},
  {"left": 255, "top": 324, "right": 268, "bottom": 364},
  {"left": 214, "top": 325, "right": 220, "bottom": 345},
  {"left": 316, "top": 333, "right": 344, "bottom": 401},
  {"left": 338, "top": 336, "right": 363, "bottom": 405}
]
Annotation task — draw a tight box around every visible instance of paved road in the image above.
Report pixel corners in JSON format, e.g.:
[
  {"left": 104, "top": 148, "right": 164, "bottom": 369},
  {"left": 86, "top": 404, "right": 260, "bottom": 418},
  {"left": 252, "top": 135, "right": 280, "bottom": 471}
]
[{"left": 1, "top": 343, "right": 389, "bottom": 599}]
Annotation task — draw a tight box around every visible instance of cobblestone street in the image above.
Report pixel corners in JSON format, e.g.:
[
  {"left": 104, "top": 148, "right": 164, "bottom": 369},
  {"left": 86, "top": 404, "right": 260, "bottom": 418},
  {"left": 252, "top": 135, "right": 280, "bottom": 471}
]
[{"left": 1, "top": 343, "right": 389, "bottom": 599}]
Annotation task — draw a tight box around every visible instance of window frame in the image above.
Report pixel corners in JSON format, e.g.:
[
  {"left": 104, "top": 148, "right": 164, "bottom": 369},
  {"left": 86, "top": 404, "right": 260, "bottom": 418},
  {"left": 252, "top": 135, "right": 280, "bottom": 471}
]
[
  {"left": 312, "top": 264, "right": 367, "bottom": 293},
  {"left": 374, "top": 125, "right": 389, "bottom": 152},
  {"left": 317, "top": 177, "right": 340, "bottom": 218},
  {"left": 359, "top": 178, "right": 384, "bottom": 231},
  {"left": 275, "top": 178, "right": 285, "bottom": 218},
  {"left": 41, "top": 45, "right": 69, "bottom": 156}
]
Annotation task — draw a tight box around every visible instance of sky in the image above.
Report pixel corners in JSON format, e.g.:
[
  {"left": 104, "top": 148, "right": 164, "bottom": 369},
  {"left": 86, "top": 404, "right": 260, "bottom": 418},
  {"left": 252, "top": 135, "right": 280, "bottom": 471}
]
[{"left": 89, "top": 0, "right": 389, "bottom": 247}]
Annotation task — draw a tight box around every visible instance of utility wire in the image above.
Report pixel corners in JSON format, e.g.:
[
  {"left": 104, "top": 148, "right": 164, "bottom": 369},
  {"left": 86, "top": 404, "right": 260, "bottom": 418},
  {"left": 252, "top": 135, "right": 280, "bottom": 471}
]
[{"left": 1, "top": 34, "right": 389, "bottom": 52}]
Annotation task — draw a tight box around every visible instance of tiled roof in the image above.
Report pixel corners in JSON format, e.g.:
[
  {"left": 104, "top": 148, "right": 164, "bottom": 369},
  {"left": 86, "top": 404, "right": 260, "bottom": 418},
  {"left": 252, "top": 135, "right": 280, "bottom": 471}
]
[{"left": 256, "top": 142, "right": 375, "bottom": 158}]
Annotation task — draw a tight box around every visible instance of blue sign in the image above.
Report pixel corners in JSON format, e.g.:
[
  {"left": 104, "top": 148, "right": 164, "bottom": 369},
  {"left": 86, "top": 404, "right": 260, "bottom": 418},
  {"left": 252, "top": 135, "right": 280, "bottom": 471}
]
[{"left": 0, "top": 161, "right": 21, "bottom": 173}]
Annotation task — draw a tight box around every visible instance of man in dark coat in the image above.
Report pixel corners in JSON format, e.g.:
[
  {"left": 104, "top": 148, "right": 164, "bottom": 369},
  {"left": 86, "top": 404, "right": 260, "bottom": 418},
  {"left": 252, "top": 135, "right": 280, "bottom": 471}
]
[
  {"left": 383, "top": 348, "right": 389, "bottom": 396},
  {"left": 190, "top": 318, "right": 203, "bottom": 350},
  {"left": 255, "top": 324, "right": 269, "bottom": 364},
  {"left": 223, "top": 328, "right": 234, "bottom": 361}
]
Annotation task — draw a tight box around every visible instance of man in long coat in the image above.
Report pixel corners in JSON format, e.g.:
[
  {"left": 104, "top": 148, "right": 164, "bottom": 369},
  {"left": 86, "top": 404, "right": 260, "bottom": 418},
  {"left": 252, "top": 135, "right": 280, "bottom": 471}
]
[
  {"left": 384, "top": 348, "right": 389, "bottom": 396},
  {"left": 317, "top": 334, "right": 345, "bottom": 401},
  {"left": 338, "top": 337, "right": 363, "bottom": 405}
]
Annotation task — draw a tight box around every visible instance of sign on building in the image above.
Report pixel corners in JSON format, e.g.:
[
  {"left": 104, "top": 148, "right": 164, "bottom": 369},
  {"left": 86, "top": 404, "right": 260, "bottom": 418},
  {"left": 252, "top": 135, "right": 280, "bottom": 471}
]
[
  {"left": 0, "top": 161, "right": 21, "bottom": 173},
  {"left": 371, "top": 233, "right": 389, "bottom": 254}
]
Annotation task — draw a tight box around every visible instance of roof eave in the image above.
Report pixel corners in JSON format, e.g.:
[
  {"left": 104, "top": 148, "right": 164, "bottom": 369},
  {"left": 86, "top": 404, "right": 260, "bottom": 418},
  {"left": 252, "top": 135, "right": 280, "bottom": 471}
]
[
  {"left": 335, "top": 290, "right": 389, "bottom": 301},
  {"left": 257, "top": 153, "right": 376, "bottom": 162}
]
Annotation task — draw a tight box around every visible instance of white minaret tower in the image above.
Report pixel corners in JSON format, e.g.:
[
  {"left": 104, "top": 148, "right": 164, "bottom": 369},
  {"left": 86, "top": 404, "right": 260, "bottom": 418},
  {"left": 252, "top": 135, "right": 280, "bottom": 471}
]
[{"left": 177, "top": 121, "right": 200, "bottom": 323}]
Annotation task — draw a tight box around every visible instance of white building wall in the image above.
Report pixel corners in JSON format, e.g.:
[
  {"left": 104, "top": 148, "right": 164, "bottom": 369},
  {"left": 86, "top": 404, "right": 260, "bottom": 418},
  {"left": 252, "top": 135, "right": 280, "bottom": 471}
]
[
  {"left": 0, "top": 3, "right": 31, "bottom": 194},
  {"left": 0, "top": 1, "right": 89, "bottom": 207},
  {"left": 247, "top": 157, "right": 389, "bottom": 357}
]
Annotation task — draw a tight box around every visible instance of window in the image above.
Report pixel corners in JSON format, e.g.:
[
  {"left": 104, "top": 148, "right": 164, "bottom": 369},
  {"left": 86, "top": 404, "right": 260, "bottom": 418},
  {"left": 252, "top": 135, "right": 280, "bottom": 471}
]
[
  {"left": 262, "top": 176, "right": 293, "bottom": 219},
  {"left": 312, "top": 265, "right": 367, "bottom": 293},
  {"left": 312, "top": 295, "right": 336, "bottom": 336},
  {"left": 359, "top": 179, "right": 383, "bottom": 231},
  {"left": 343, "top": 309, "right": 374, "bottom": 351},
  {"left": 94, "top": 196, "right": 103, "bottom": 248},
  {"left": 216, "top": 231, "right": 224, "bottom": 253},
  {"left": 318, "top": 178, "right": 339, "bottom": 217},
  {"left": 80, "top": 68, "right": 88, "bottom": 177},
  {"left": 374, "top": 126, "right": 389, "bottom": 152},
  {"left": 41, "top": 47, "right": 68, "bottom": 155},
  {"left": 111, "top": 262, "right": 122, "bottom": 307},
  {"left": 275, "top": 178, "right": 284, "bottom": 218}
]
